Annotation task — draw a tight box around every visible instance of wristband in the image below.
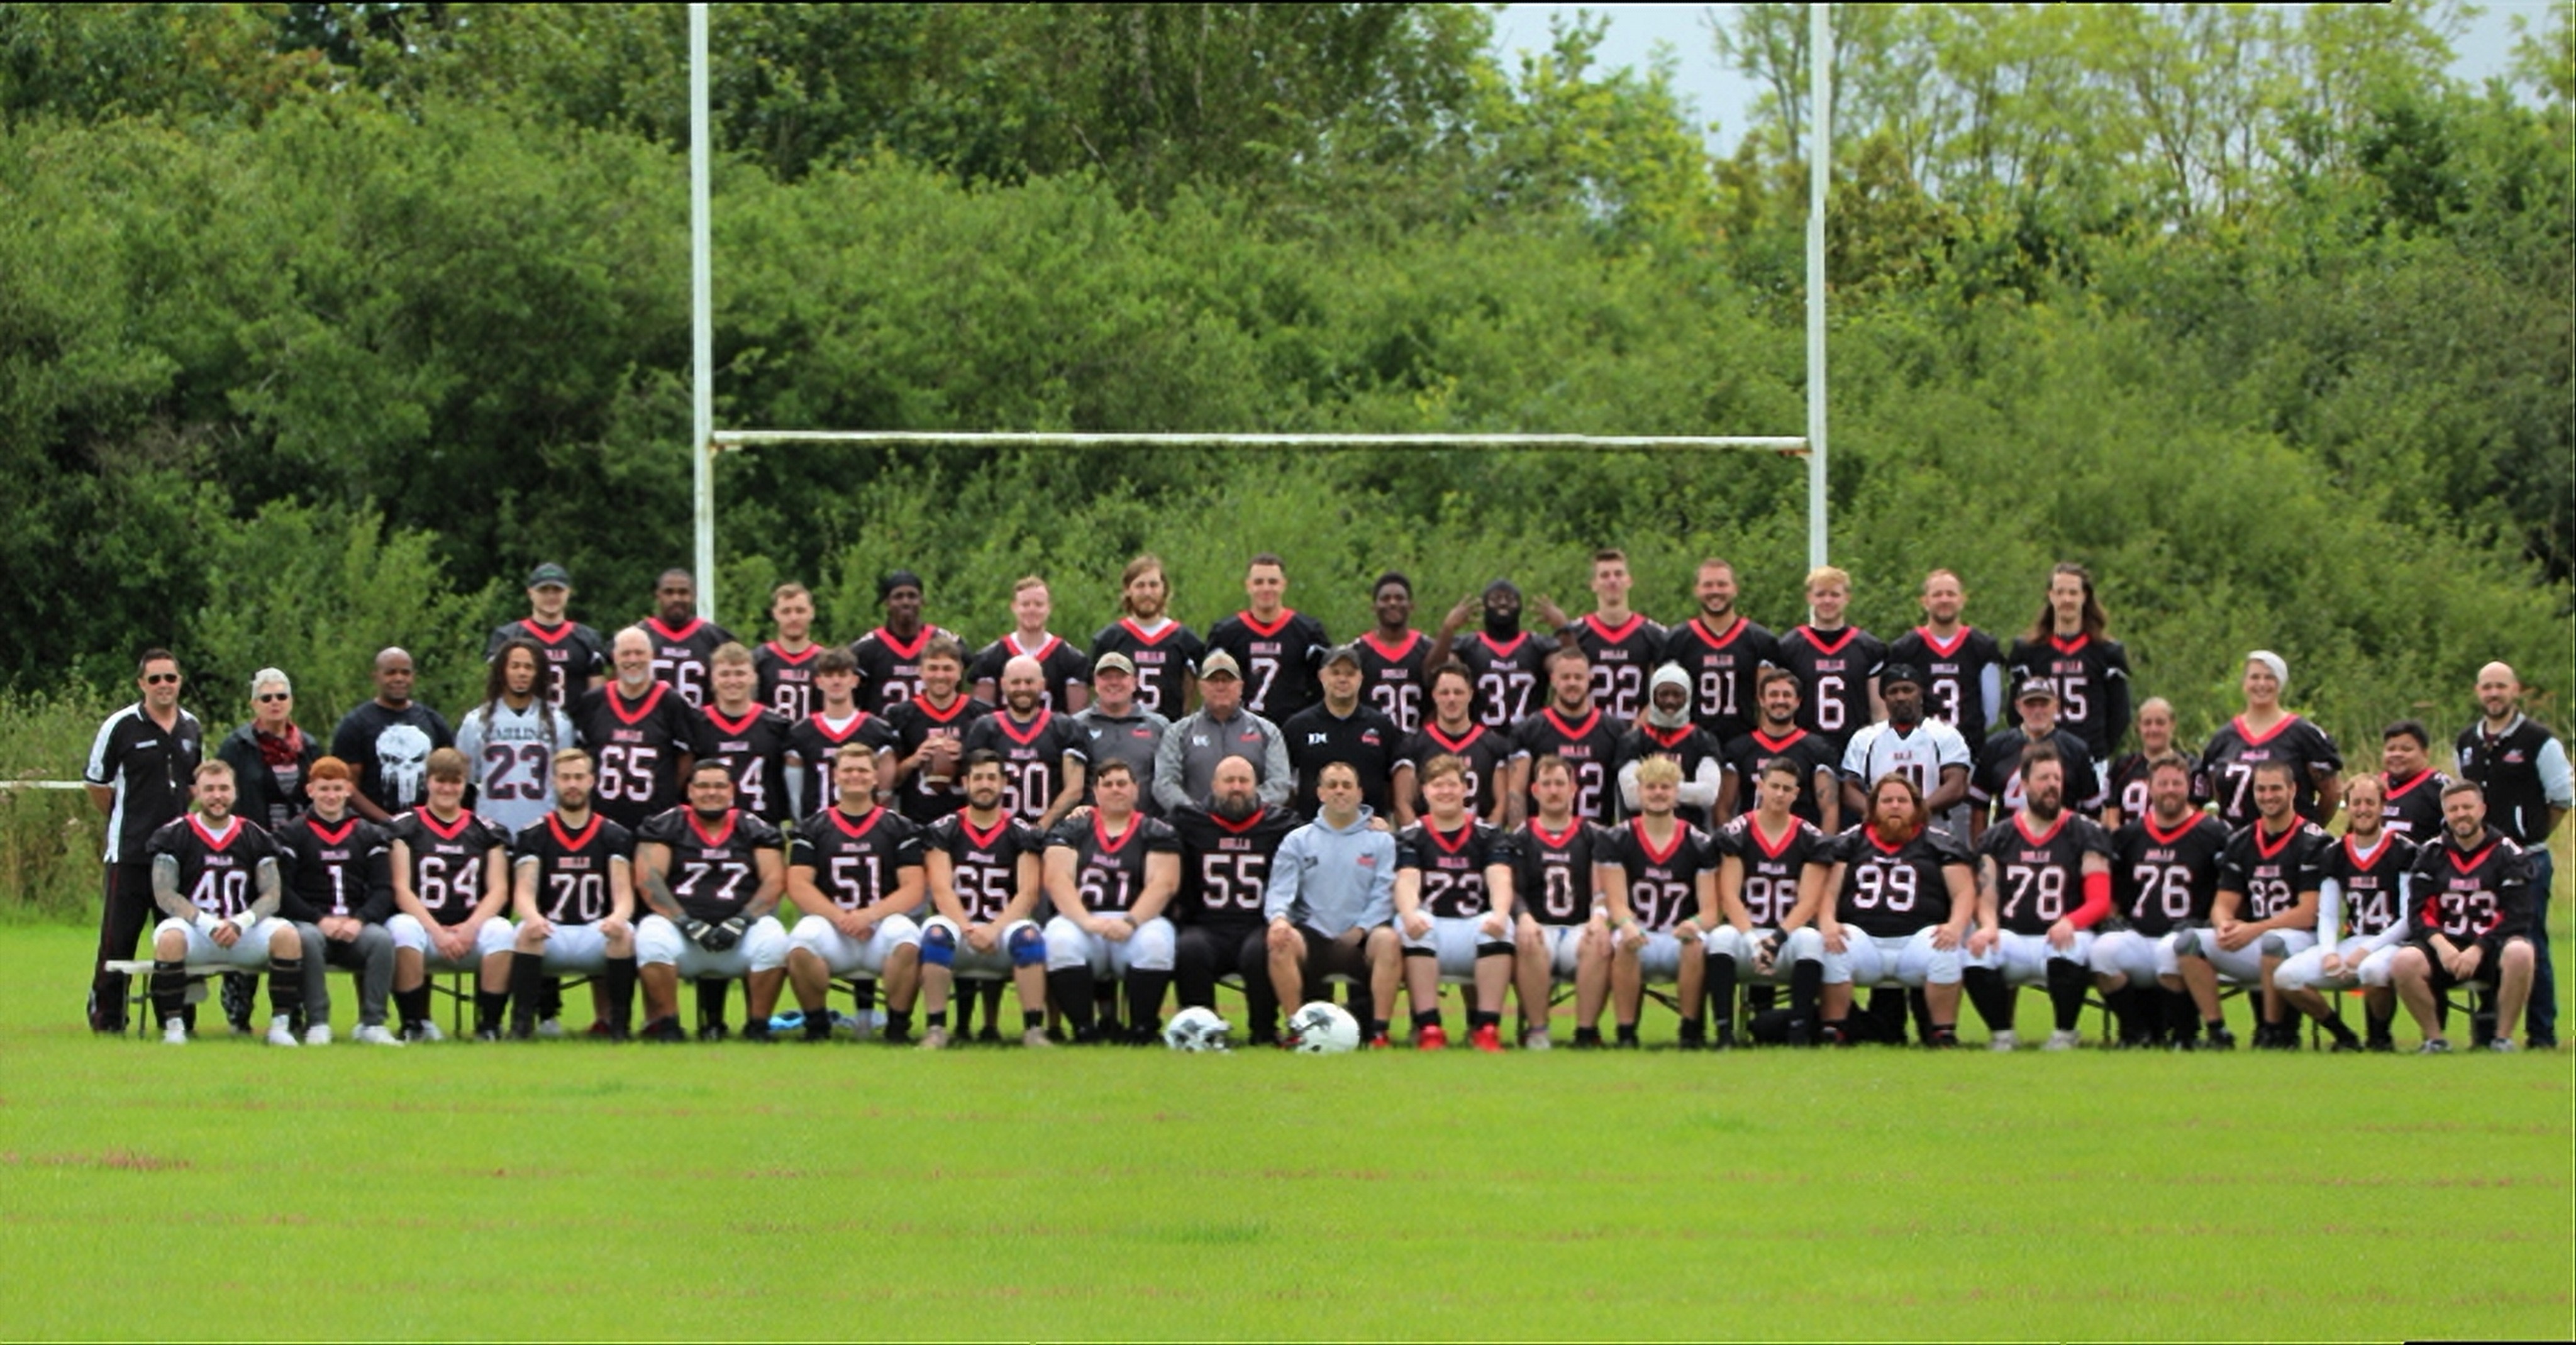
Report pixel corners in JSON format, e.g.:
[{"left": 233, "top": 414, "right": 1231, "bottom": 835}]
[{"left": 194, "top": 911, "right": 218, "bottom": 933}]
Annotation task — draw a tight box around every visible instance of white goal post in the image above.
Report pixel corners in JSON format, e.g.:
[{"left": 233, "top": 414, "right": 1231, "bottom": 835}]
[{"left": 684, "top": 4, "right": 1833, "bottom": 622}]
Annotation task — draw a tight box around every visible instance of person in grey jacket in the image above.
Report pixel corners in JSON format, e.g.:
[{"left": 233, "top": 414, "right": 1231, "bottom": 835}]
[
  {"left": 1264, "top": 761, "right": 1400, "bottom": 1045},
  {"left": 1153, "top": 651, "right": 1292, "bottom": 815}
]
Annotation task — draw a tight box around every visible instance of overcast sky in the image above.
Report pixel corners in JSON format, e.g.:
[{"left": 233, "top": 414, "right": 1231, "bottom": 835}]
[{"left": 1490, "top": 2, "right": 2550, "bottom": 152}]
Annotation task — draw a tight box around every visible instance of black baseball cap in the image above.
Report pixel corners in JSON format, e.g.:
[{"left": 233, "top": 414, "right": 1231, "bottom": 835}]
[
  {"left": 2016, "top": 677, "right": 2058, "bottom": 703},
  {"left": 526, "top": 563, "right": 572, "bottom": 589},
  {"left": 1879, "top": 662, "right": 1924, "bottom": 690}
]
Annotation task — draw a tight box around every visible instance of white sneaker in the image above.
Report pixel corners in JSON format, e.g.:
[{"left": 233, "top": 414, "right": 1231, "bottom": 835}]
[
  {"left": 162, "top": 1017, "right": 189, "bottom": 1046},
  {"left": 2044, "top": 1029, "right": 2081, "bottom": 1051},
  {"left": 353, "top": 1024, "right": 406, "bottom": 1047},
  {"left": 1988, "top": 1030, "right": 2019, "bottom": 1053},
  {"left": 266, "top": 1016, "right": 300, "bottom": 1047},
  {"left": 533, "top": 1017, "right": 565, "bottom": 1039},
  {"left": 304, "top": 1023, "right": 333, "bottom": 1046},
  {"left": 918, "top": 1025, "right": 949, "bottom": 1050},
  {"left": 1522, "top": 1029, "right": 1553, "bottom": 1052},
  {"left": 407, "top": 1020, "right": 447, "bottom": 1044},
  {"left": 1022, "top": 1027, "right": 1055, "bottom": 1049}
]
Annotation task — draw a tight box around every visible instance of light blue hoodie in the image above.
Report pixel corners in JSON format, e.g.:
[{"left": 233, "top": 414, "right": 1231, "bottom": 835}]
[{"left": 1264, "top": 808, "right": 1397, "bottom": 936}]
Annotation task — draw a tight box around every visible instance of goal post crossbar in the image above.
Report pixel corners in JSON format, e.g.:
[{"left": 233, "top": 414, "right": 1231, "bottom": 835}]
[{"left": 710, "top": 430, "right": 1809, "bottom": 455}]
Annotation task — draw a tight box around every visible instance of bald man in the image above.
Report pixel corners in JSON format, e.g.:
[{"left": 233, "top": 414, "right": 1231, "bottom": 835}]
[
  {"left": 960, "top": 653, "right": 1090, "bottom": 831},
  {"left": 331, "top": 647, "right": 455, "bottom": 822},
  {"left": 2457, "top": 661, "right": 2570, "bottom": 1048},
  {"left": 572, "top": 627, "right": 702, "bottom": 833}
]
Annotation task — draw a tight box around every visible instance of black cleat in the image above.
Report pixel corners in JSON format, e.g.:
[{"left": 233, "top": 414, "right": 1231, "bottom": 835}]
[
  {"left": 740, "top": 1021, "right": 774, "bottom": 1043},
  {"left": 2202, "top": 1027, "right": 2237, "bottom": 1051},
  {"left": 2365, "top": 1036, "right": 2396, "bottom": 1053},
  {"left": 697, "top": 1021, "right": 731, "bottom": 1043},
  {"left": 640, "top": 1016, "right": 687, "bottom": 1044}
]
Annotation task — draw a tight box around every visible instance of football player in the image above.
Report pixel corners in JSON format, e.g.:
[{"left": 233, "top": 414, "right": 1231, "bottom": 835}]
[
  {"left": 142, "top": 761, "right": 302, "bottom": 1046},
  {"left": 1429, "top": 579, "right": 1555, "bottom": 731},
  {"left": 960, "top": 653, "right": 1089, "bottom": 831},
  {"left": 2089, "top": 752, "right": 2231, "bottom": 1048},
  {"left": 2376, "top": 719, "right": 2450, "bottom": 844},
  {"left": 2273, "top": 772, "right": 2415, "bottom": 1051},
  {"left": 1776, "top": 565, "right": 1886, "bottom": 760},
  {"left": 782, "top": 645, "right": 897, "bottom": 819},
  {"left": 1839, "top": 663, "right": 1972, "bottom": 838},
  {"left": 639, "top": 569, "right": 736, "bottom": 710},
  {"left": 783, "top": 749, "right": 926, "bottom": 1043},
  {"left": 454, "top": 638, "right": 568, "bottom": 839},
  {"left": 1170, "top": 755, "right": 1301, "bottom": 1043},
  {"left": 2199, "top": 651, "right": 2343, "bottom": 829},
  {"left": 1507, "top": 645, "right": 1625, "bottom": 826},
  {"left": 1707, "top": 758, "right": 1830, "bottom": 1047},
  {"left": 1353, "top": 572, "right": 1430, "bottom": 733},
  {"left": 1719, "top": 668, "right": 1841, "bottom": 830},
  {"left": 275, "top": 756, "right": 401, "bottom": 1044},
  {"left": 2102, "top": 697, "right": 2187, "bottom": 830},
  {"left": 1041, "top": 758, "right": 1182, "bottom": 1041},
  {"left": 504, "top": 748, "right": 637, "bottom": 1039},
  {"left": 386, "top": 748, "right": 514, "bottom": 1041},
  {"left": 1391, "top": 755, "right": 1517, "bottom": 1051},
  {"left": 1812, "top": 773, "right": 1978, "bottom": 1046},
  {"left": 1587, "top": 756, "right": 1719, "bottom": 1048},
  {"left": 633, "top": 759, "right": 790, "bottom": 1041},
  {"left": 1964, "top": 746, "right": 2113, "bottom": 1050},
  {"left": 850, "top": 569, "right": 958, "bottom": 714},
  {"left": 1660, "top": 556, "right": 1780, "bottom": 746},
  {"left": 572, "top": 627, "right": 700, "bottom": 832},
  {"left": 1970, "top": 680, "right": 2101, "bottom": 834},
  {"left": 1613, "top": 665, "right": 1725, "bottom": 830},
  {"left": 2175, "top": 759, "right": 2330, "bottom": 1049},
  {"left": 1392, "top": 665, "right": 1511, "bottom": 828},
  {"left": 486, "top": 562, "right": 609, "bottom": 709},
  {"left": 1535, "top": 548, "right": 1667, "bottom": 721},
  {"left": 1263, "top": 761, "right": 1401, "bottom": 1045},
  {"left": 917, "top": 750, "right": 1051, "bottom": 1049},
  {"left": 753, "top": 581, "right": 826, "bottom": 722},
  {"left": 1071, "top": 653, "right": 1170, "bottom": 814},
  {"left": 970, "top": 576, "right": 1091, "bottom": 712},
  {"left": 1091, "top": 553, "right": 1206, "bottom": 719},
  {"left": 2390, "top": 779, "right": 2538, "bottom": 1052},
  {"left": 2005, "top": 563, "right": 2133, "bottom": 764},
  {"left": 1885, "top": 569, "right": 2004, "bottom": 755},
  {"left": 1280, "top": 645, "right": 1401, "bottom": 818},
  {"left": 886, "top": 636, "right": 994, "bottom": 825},
  {"left": 1511, "top": 755, "right": 1607, "bottom": 1050},
  {"left": 1207, "top": 553, "right": 1333, "bottom": 722}
]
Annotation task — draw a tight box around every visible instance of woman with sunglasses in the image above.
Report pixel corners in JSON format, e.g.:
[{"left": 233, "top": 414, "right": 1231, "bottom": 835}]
[{"left": 216, "top": 668, "right": 321, "bottom": 834}]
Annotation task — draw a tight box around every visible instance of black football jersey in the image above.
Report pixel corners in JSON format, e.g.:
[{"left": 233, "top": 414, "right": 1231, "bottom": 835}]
[
  {"left": 1352, "top": 629, "right": 1431, "bottom": 733},
  {"left": 1886, "top": 625, "right": 2004, "bottom": 748},
  {"left": 1512, "top": 816, "right": 1604, "bottom": 927},
  {"left": 2322, "top": 831, "right": 2417, "bottom": 941},
  {"left": 636, "top": 806, "right": 783, "bottom": 924},
  {"left": 696, "top": 704, "right": 794, "bottom": 824},
  {"left": 2217, "top": 817, "right": 2333, "bottom": 923},
  {"left": 885, "top": 694, "right": 996, "bottom": 824},
  {"left": 1396, "top": 721, "right": 1511, "bottom": 822},
  {"left": 850, "top": 624, "right": 961, "bottom": 714},
  {"left": 1660, "top": 614, "right": 1781, "bottom": 746},
  {"left": 572, "top": 680, "right": 699, "bottom": 831},
  {"left": 1396, "top": 818, "right": 1515, "bottom": 919},
  {"left": 511, "top": 812, "right": 635, "bottom": 926},
  {"left": 1614, "top": 721, "right": 1725, "bottom": 830},
  {"left": 1090, "top": 619, "right": 1207, "bottom": 719},
  {"left": 968, "top": 633, "right": 1091, "bottom": 712},
  {"left": 1776, "top": 625, "right": 1886, "bottom": 756},
  {"left": 2106, "top": 751, "right": 2211, "bottom": 824},
  {"left": 2378, "top": 769, "right": 2449, "bottom": 845},
  {"left": 1717, "top": 812, "right": 1829, "bottom": 931},
  {"left": 1047, "top": 811, "right": 1180, "bottom": 915},
  {"left": 639, "top": 615, "right": 735, "bottom": 710},
  {"left": 1510, "top": 704, "right": 1626, "bottom": 824},
  {"left": 1723, "top": 727, "right": 1839, "bottom": 826},
  {"left": 1597, "top": 818, "right": 1716, "bottom": 933},
  {"left": 1207, "top": 609, "right": 1332, "bottom": 722},
  {"left": 1452, "top": 631, "right": 1555, "bottom": 730},
  {"left": 786, "top": 711, "right": 899, "bottom": 815},
  {"left": 145, "top": 814, "right": 282, "bottom": 921},
  {"left": 754, "top": 641, "right": 826, "bottom": 722},
  {"left": 2406, "top": 827, "right": 2532, "bottom": 946},
  {"left": 1170, "top": 804, "right": 1299, "bottom": 927},
  {"left": 1828, "top": 824, "right": 1972, "bottom": 936},
  {"left": 2109, "top": 812, "right": 2231, "bottom": 936},
  {"left": 961, "top": 708, "right": 1089, "bottom": 826},
  {"left": 2006, "top": 633, "right": 2133, "bottom": 760},
  {"left": 788, "top": 804, "right": 924, "bottom": 913},
  {"left": 2200, "top": 715, "right": 2343, "bottom": 827},
  {"left": 1566, "top": 613, "right": 1668, "bottom": 722},
  {"left": 387, "top": 807, "right": 511, "bottom": 925},
  {"left": 487, "top": 617, "right": 611, "bottom": 708},
  {"left": 924, "top": 811, "right": 1044, "bottom": 924},
  {"left": 1975, "top": 811, "right": 2112, "bottom": 935},
  {"left": 277, "top": 811, "right": 393, "bottom": 923}
]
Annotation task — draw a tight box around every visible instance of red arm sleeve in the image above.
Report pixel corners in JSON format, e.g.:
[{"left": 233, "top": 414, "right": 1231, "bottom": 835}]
[{"left": 2069, "top": 868, "right": 2112, "bottom": 929}]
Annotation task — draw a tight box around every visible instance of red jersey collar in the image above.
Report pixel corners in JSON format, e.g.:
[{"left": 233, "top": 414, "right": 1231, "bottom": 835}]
[
  {"left": 763, "top": 640, "right": 819, "bottom": 665},
  {"left": 1092, "top": 810, "right": 1141, "bottom": 854},
  {"left": 2383, "top": 768, "right": 2434, "bottom": 800},
  {"left": 1118, "top": 617, "right": 1182, "bottom": 646},
  {"left": 2048, "top": 632, "right": 2092, "bottom": 656},
  {"left": 705, "top": 704, "right": 766, "bottom": 736},
  {"left": 2231, "top": 712, "right": 2302, "bottom": 748},
  {"left": 1362, "top": 630, "right": 1421, "bottom": 661},
  {"left": 1792, "top": 624, "right": 1861, "bottom": 656},
  {"left": 687, "top": 809, "right": 740, "bottom": 848},
  {"left": 808, "top": 711, "right": 877, "bottom": 744},
  {"left": 1629, "top": 816, "right": 1686, "bottom": 865},
  {"left": 2013, "top": 812, "right": 2070, "bottom": 847},
  {"left": 1004, "top": 632, "right": 1062, "bottom": 661},
  {"left": 1235, "top": 608, "right": 1297, "bottom": 638},
  {"left": 1478, "top": 631, "right": 1529, "bottom": 658},
  {"left": 2446, "top": 836, "right": 2499, "bottom": 874},
  {"left": 606, "top": 680, "right": 670, "bottom": 724},
  {"left": 1913, "top": 624, "right": 1974, "bottom": 659},
  {"left": 1543, "top": 705, "right": 1602, "bottom": 739},
  {"left": 1685, "top": 614, "right": 1748, "bottom": 649},
  {"left": 547, "top": 812, "right": 602, "bottom": 851},
  {"left": 994, "top": 707, "right": 1055, "bottom": 746},
  {"left": 1425, "top": 722, "right": 1485, "bottom": 753},
  {"left": 1751, "top": 726, "right": 1807, "bottom": 752},
  {"left": 1208, "top": 806, "right": 1270, "bottom": 836},
  {"left": 1583, "top": 612, "right": 1647, "bottom": 643},
  {"left": 645, "top": 616, "right": 705, "bottom": 643},
  {"left": 829, "top": 804, "right": 885, "bottom": 839},
  {"left": 2143, "top": 812, "right": 2202, "bottom": 846},
  {"left": 414, "top": 807, "right": 475, "bottom": 841},
  {"left": 519, "top": 618, "right": 578, "bottom": 646},
  {"left": 1527, "top": 816, "right": 1585, "bottom": 849},
  {"left": 910, "top": 694, "right": 974, "bottom": 726},
  {"left": 1424, "top": 817, "right": 1475, "bottom": 854},
  {"left": 305, "top": 814, "right": 358, "bottom": 846},
  {"left": 869, "top": 625, "right": 931, "bottom": 660},
  {"left": 957, "top": 812, "right": 1012, "bottom": 850},
  {"left": 189, "top": 814, "right": 242, "bottom": 850},
  {"left": 2343, "top": 830, "right": 2392, "bottom": 869},
  {"left": 1746, "top": 812, "right": 1801, "bottom": 858},
  {"left": 1640, "top": 722, "right": 1695, "bottom": 749},
  {"left": 2251, "top": 817, "right": 2300, "bottom": 860}
]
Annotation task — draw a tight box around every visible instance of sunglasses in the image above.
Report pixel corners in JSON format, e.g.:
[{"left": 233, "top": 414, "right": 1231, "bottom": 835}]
[
  {"left": 143, "top": 673, "right": 179, "bottom": 685},
  {"left": 256, "top": 692, "right": 291, "bottom": 702}
]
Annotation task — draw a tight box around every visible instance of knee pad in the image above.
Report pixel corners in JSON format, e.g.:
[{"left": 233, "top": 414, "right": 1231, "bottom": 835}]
[
  {"left": 2172, "top": 929, "right": 2204, "bottom": 959},
  {"left": 1008, "top": 924, "right": 1046, "bottom": 967},
  {"left": 920, "top": 924, "right": 956, "bottom": 968},
  {"left": 2258, "top": 932, "right": 2290, "bottom": 958},
  {"left": 1476, "top": 942, "right": 1516, "bottom": 961},
  {"left": 1781, "top": 927, "right": 1824, "bottom": 964}
]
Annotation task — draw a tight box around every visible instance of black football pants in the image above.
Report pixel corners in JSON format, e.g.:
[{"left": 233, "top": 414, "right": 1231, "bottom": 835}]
[
  {"left": 1174, "top": 922, "right": 1280, "bottom": 1036},
  {"left": 88, "top": 862, "right": 158, "bottom": 1031}
]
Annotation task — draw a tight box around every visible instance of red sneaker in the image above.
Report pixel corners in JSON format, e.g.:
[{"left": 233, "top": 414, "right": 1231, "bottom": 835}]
[
  {"left": 1416, "top": 1024, "right": 1450, "bottom": 1051},
  {"left": 1365, "top": 1033, "right": 1392, "bottom": 1049},
  {"left": 1468, "top": 1023, "right": 1504, "bottom": 1053}
]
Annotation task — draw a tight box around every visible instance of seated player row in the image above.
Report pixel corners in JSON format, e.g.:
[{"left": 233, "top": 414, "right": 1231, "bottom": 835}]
[{"left": 141, "top": 709, "right": 2540, "bottom": 1053}]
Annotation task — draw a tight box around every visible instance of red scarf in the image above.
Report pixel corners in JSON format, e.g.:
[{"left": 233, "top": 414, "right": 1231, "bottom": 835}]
[{"left": 255, "top": 724, "right": 304, "bottom": 769}]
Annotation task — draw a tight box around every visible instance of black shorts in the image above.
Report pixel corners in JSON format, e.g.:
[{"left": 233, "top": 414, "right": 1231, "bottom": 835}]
[
  {"left": 1293, "top": 924, "right": 1378, "bottom": 985},
  {"left": 2407, "top": 937, "right": 2523, "bottom": 992}
]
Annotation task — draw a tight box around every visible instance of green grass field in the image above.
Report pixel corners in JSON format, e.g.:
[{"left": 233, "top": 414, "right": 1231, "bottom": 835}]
[{"left": 2, "top": 922, "right": 2568, "bottom": 1341}]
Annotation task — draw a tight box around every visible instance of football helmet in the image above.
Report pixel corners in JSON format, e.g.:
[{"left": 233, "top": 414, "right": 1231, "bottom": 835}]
[
  {"left": 1161, "top": 1006, "right": 1233, "bottom": 1052},
  {"left": 1284, "top": 1000, "right": 1360, "bottom": 1053}
]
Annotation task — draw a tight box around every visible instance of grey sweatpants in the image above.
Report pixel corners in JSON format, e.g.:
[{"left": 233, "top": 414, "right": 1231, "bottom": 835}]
[{"left": 296, "top": 922, "right": 396, "bottom": 1027}]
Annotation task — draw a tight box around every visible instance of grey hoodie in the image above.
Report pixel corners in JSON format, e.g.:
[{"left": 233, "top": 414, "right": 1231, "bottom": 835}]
[{"left": 1264, "top": 808, "right": 1397, "bottom": 936}]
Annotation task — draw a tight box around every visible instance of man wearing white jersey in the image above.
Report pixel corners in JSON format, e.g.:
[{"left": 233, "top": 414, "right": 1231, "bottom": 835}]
[
  {"left": 455, "top": 638, "right": 569, "bottom": 839},
  {"left": 1840, "top": 663, "right": 1972, "bottom": 838}
]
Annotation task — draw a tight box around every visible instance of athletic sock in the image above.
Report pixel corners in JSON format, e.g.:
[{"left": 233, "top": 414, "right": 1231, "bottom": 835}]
[
  {"left": 1366, "top": 1019, "right": 1391, "bottom": 1039},
  {"left": 1928, "top": 1022, "right": 1959, "bottom": 1046},
  {"left": 1125, "top": 971, "right": 1172, "bottom": 1035},
  {"left": 850, "top": 977, "right": 877, "bottom": 1016},
  {"left": 1789, "top": 960, "right": 1822, "bottom": 1031},
  {"left": 2045, "top": 959, "right": 2089, "bottom": 1034},
  {"left": 1021, "top": 1009, "right": 1044, "bottom": 1033},
  {"left": 1572, "top": 1026, "right": 1602, "bottom": 1046},
  {"left": 802, "top": 1007, "right": 835, "bottom": 1041},
  {"left": 2364, "top": 1005, "right": 2394, "bottom": 1044},
  {"left": 602, "top": 957, "right": 638, "bottom": 1034},
  {"left": 1677, "top": 1016, "right": 1705, "bottom": 1044},
  {"left": 151, "top": 958, "right": 187, "bottom": 1024},
  {"left": 1707, "top": 954, "right": 1739, "bottom": 1038},
  {"left": 1614, "top": 1022, "right": 1639, "bottom": 1045},
  {"left": 2159, "top": 988, "right": 2198, "bottom": 1042},
  {"left": 508, "top": 951, "right": 545, "bottom": 1035},
  {"left": 2322, "top": 1016, "right": 2360, "bottom": 1047},
  {"left": 474, "top": 989, "right": 508, "bottom": 1036},
  {"left": 1962, "top": 965, "right": 2011, "bottom": 1034},
  {"left": 1467, "top": 1009, "right": 1500, "bottom": 1031},
  {"left": 1412, "top": 1010, "right": 1443, "bottom": 1034},
  {"left": 696, "top": 978, "right": 731, "bottom": 1031},
  {"left": 924, "top": 1009, "right": 948, "bottom": 1030},
  {"left": 883, "top": 1007, "right": 913, "bottom": 1038},
  {"left": 396, "top": 984, "right": 432, "bottom": 1032},
  {"left": 267, "top": 958, "right": 304, "bottom": 1022},
  {"left": 1048, "top": 968, "right": 1096, "bottom": 1035}
]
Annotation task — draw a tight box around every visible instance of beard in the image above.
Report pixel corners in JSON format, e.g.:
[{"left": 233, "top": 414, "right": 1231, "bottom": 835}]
[
  {"left": 1870, "top": 809, "right": 1923, "bottom": 846},
  {"left": 1213, "top": 792, "right": 1258, "bottom": 822}
]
